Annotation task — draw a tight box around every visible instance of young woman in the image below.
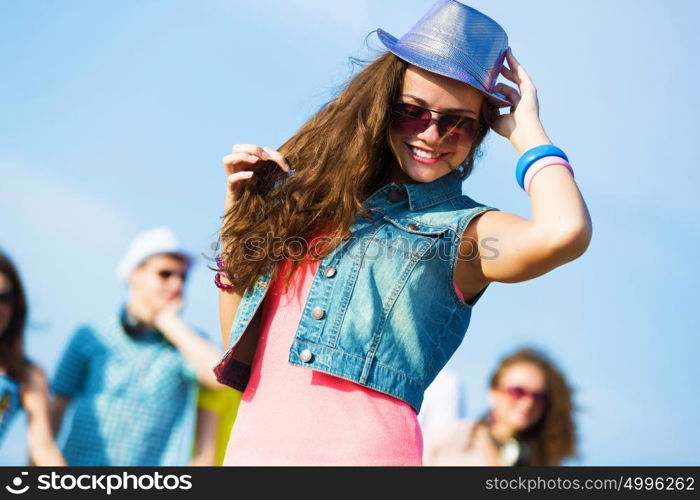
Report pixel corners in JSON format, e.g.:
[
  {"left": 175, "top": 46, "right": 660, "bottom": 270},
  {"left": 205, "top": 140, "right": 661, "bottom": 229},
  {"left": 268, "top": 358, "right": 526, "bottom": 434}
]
[
  {"left": 0, "top": 251, "right": 65, "bottom": 465},
  {"left": 423, "top": 348, "right": 577, "bottom": 466},
  {"left": 214, "top": 0, "right": 591, "bottom": 465}
]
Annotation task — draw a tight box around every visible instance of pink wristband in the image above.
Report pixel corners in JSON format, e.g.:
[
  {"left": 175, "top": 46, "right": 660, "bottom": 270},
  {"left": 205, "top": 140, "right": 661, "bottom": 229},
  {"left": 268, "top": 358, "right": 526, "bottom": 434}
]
[
  {"left": 524, "top": 156, "right": 574, "bottom": 195},
  {"left": 215, "top": 272, "right": 236, "bottom": 291},
  {"left": 214, "top": 254, "right": 236, "bottom": 291}
]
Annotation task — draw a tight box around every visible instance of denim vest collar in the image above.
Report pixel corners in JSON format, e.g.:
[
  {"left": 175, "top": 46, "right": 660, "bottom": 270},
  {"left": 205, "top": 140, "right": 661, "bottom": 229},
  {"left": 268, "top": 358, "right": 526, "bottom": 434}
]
[{"left": 364, "top": 168, "right": 464, "bottom": 212}]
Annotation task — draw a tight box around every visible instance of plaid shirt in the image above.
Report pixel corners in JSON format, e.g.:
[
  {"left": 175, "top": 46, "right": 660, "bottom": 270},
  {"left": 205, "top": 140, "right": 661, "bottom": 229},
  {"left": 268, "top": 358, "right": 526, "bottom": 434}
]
[{"left": 52, "top": 313, "right": 198, "bottom": 465}]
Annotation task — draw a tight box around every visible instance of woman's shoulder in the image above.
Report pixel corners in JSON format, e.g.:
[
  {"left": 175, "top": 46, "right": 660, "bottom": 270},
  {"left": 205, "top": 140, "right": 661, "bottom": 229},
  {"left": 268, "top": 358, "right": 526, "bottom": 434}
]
[
  {"left": 452, "top": 193, "right": 498, "bottom": 211},
  {"left": 19, "top": 361, "right": 48, "bottom": 391},
  {"left": 16, "top": 362, "right": 53, "bottom": 409},
  {"left": 423, "top": 419, "right": 477, "bottom": 449},
  {"left": 423, "top": 419, "right": 483, "bottom": 465}
]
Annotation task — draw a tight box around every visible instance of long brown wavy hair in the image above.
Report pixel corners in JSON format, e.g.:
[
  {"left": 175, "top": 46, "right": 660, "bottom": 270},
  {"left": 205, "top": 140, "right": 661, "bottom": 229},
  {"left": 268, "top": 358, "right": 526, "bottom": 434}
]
[
  {"left": 0, "top": 251, "right": 30, "bottom": 383},
  {"left": 487, "top": 348, "right": 578, "bottom": 465},
  {"left": 220, "top": 51, "right": 494, "bottom": 294}
]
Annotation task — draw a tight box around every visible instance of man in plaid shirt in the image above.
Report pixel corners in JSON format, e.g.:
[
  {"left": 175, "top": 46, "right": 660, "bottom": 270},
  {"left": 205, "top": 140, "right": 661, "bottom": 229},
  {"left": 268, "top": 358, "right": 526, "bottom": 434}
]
[{"left": 50, "top": 227, "right": 223, "bottom": 465}]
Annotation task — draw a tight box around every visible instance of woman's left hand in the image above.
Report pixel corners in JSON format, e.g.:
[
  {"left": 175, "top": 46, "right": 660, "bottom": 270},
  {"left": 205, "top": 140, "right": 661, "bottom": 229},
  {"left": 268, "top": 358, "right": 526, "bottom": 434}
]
[{"left": 489, "top": 48, "right": 551, "bottom": 154}]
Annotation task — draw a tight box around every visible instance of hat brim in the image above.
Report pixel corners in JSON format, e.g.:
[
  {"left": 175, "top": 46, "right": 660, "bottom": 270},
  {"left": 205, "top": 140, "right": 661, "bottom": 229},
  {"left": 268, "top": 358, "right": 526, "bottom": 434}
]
[
  {"left": 377, "top": 28, "right": 512, "bottom": 108},
  {"left": 142, "top": 251, "right": 194, "bottom": 269},
  {"left": 117, "top": 251, "right": 194, "bottom": 283}
]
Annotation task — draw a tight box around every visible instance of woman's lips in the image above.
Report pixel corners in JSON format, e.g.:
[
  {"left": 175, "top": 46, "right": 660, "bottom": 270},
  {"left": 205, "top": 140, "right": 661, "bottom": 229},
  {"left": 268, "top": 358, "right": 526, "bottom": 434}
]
[{"left": 405, "top": 144, "right": 448, "bottom": 165}]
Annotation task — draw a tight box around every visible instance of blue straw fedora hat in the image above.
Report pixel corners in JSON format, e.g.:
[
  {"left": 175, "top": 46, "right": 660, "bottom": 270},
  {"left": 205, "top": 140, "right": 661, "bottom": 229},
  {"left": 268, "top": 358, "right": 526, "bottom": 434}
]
[{"left": 377, "top": 0, "right": 512, "bottom": 107}]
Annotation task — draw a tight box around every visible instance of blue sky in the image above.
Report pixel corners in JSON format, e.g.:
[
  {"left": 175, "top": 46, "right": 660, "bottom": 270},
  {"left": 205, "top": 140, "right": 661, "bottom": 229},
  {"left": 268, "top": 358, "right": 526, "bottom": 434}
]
[{"left": 1, "top": 0, "right": 698, "bottom": 465}]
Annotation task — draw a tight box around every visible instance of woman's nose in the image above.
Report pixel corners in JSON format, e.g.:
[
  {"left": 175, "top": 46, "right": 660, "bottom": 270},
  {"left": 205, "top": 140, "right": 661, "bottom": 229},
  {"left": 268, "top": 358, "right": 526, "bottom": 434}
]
[{"left": 415, "top": 120, "right": 442, "bottom": 144}]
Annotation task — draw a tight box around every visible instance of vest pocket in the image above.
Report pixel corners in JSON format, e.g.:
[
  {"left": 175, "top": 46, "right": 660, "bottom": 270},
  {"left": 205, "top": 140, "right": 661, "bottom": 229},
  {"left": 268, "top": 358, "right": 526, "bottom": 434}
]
[{"left": 376, "top": 215, "right": 449, "bottom": 259}]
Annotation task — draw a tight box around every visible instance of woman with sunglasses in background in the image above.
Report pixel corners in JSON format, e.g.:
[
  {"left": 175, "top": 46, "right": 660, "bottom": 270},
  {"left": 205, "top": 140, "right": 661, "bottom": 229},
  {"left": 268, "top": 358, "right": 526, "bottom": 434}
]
[
  {"left": 0, "top": 251, "right": 65, "bottom": 465},
  {"left": 214, "top": 0, "right": 591, "bottom": 465},
  {"left": 424, "top": 348, "right": 577, "bottom": 466}
]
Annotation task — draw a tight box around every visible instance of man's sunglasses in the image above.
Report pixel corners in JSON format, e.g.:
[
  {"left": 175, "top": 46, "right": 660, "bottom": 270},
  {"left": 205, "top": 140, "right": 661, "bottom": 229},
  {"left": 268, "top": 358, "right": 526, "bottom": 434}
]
[
  {"left": 501, "top": 386, "right": 547, "bottom": 406},
  {"left": 157, "top": 270, "right": 188, "bottom": 282},
  {"left": 390, "top": 102, "right": 478, "bottom": 140},
  {"left": 0, "top": 290, "right": 15, "bottom": 305}
]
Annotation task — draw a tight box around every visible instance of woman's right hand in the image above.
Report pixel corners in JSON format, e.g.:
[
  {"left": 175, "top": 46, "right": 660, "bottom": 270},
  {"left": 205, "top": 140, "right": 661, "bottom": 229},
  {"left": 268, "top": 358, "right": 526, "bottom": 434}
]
[{"left": 221, "top": 144, "right": 290, "bottom": 206}]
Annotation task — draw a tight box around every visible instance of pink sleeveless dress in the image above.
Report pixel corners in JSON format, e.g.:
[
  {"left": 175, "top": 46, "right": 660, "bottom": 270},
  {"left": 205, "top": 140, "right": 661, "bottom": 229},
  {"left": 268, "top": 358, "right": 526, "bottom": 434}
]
[{"left": 222, "top": 256, "right": 425, "bottom": 466}]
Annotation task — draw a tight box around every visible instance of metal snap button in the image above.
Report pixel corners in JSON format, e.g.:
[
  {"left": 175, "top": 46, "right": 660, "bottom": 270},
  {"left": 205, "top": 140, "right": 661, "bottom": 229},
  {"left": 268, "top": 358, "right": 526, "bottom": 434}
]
[
  {"left": 407, "top": 223, "right": 420, "bottom": 231},
  {"left": 324, "top": 266, "right": 337, "bottom": 278},
  {"left": 387, "top": 189, "right": 402, "bottom": 202},
  {"left": 300, "top": 349, "right": 313, "bottom": 363},
  {"left": 311, "top": 307, "right": 325, "bottom": 320}
]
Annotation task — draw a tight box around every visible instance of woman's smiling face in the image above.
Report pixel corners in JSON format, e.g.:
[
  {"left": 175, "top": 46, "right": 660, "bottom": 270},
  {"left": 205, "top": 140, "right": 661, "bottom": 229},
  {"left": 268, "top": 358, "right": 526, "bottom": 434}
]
[{"left": 389, "top": 64, "right": 484, "bottom": 184}]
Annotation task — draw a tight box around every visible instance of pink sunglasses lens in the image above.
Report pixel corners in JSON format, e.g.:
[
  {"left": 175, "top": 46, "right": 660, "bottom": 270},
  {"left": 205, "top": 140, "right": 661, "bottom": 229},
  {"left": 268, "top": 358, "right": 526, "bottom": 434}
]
[
  {"left": 504, "top": 386, "right": 547, "bottom": 405},
  {"left": 505, "top": 386, "right": 527, "bottom": 398}
]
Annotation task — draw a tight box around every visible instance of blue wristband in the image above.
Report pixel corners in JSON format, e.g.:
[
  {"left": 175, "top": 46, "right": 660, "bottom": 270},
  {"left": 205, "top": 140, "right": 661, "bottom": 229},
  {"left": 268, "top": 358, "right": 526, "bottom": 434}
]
[{"left": 515, "top": 145, "right": 569, "bottom": 189}]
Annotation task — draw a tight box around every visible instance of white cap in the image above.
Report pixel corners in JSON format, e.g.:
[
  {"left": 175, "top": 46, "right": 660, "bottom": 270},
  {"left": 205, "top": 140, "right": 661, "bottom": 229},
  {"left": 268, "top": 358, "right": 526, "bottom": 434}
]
[{"left": 116, "top": 226, "right": 194, "bottom": 282}]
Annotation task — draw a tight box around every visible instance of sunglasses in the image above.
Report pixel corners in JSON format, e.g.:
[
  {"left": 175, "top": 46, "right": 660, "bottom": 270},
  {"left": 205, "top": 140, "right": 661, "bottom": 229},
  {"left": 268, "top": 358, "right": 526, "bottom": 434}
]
[
  {"left": 501, "top": 386, "right": 547, "bottom": 406},
  {"left": 0, "top": 290, "right": 15, "bottom": 305},
  {"left": 157, "top": 270, "right": 188, "bottom": 282},
  {"left": 390, "top": 102, "right": 478, "bottom": 140}
]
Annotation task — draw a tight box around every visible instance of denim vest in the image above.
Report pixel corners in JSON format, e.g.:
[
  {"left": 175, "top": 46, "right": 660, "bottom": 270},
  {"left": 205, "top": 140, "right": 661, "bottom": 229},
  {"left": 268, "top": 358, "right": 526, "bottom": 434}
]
[{"left": 213, "top": 169, "right": 498, "bottom": 412}]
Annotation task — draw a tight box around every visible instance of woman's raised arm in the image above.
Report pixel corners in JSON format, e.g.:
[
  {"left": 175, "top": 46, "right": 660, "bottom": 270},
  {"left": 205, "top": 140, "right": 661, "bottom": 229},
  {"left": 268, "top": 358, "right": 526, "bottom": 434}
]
[
  {"left": 455, "top": 48, "right": 591, "bottom": 298},
  {"left": 218, "top": 144, "right": 290, "bottom": 347}
]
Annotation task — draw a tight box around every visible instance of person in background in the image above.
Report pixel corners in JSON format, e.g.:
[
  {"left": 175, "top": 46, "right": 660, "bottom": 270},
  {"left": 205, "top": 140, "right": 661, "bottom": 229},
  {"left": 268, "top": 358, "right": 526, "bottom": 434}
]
[
  {"left": 423, "top": 348, "right": 577, "bottom": 466},
  {"left": 190, "top": 384, "right": 242, "bottom": 466},
  {"left": 49, "top": 227, "right": 222, "bottom": 465},
  {"left": 0, "top": 251, "right": 65, "bottom": 465}
]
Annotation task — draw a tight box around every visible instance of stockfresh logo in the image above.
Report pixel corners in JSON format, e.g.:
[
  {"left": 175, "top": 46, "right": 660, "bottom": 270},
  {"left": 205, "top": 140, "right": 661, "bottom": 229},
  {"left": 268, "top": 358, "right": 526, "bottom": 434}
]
[{"left": 5, "top": 471, "right": 29, "bottom": 495}]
